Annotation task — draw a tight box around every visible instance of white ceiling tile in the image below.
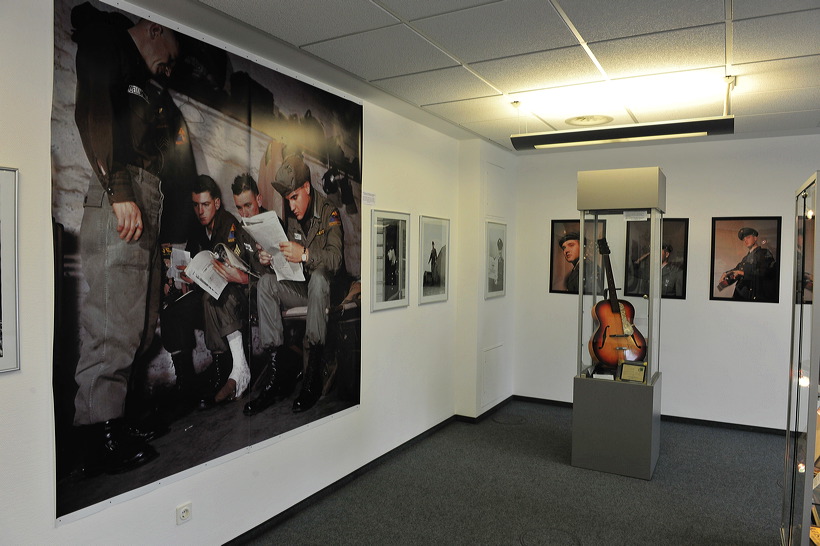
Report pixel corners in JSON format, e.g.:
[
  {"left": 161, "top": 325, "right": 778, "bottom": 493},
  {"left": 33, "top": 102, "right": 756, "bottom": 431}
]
[
  {"left": 196, "top": 0, "right": 397, "bottom": 46},
  {"left": 377, "top": 0, "right": 498, "bottom": 21},
  {"left": 303, "top": 25, "right": 458, "bottom": 81},
  {"left": 733, "top": 56, "right": 820, "bottom": 94},
  {"left": 471, "top": 46, "right": 602, "bottom": 93},
  {"left": 733, "top": 10, "right": 820, "bottom": 64},
  {"left": 463, "top": 116, "right": 552, "bottom": 150},
  {"left": 560, "top": 0, "right": 724, "bottom": 43},
  {"left": 591, "top": 25, "right": 725, "bottom": 79},
  {"left": 732, "top": 0, "right": 820, "bottom": 20},
  {"left": 424, "top": 95, "right": 526, "bottom": 124},
  {"left": 733, "top": 87, "right": 820, "bottom": 116},
  {"left": 373, "top": 67, "right": 501, "bottom": 105},
  {"left": 735, "top": 111, "right": 820, "bottom": 133},
  {"left": 412, "top": 0, "right": 577, "bottom": 63}
]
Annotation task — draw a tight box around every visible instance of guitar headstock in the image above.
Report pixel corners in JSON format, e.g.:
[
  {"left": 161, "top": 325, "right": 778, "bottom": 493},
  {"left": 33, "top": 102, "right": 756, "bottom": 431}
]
[{"left": 597, "top": 238, "right": 611, "bottom": 256}]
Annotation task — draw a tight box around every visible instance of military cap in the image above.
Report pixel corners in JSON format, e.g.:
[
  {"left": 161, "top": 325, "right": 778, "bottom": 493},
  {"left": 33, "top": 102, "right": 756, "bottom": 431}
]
[
  {"left": 271, "top": 155, "right": 311, "bottom": 196},
  {"left": 737, "top": 227, "right": 758, "bottom": 240},
  {"left": 558, "top": 232, "right": 580, "bottom": 247}
]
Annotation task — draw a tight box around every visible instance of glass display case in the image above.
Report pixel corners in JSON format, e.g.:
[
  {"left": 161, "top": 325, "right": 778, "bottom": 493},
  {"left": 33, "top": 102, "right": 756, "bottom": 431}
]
[
  {"left": 782, "top": 172, "right": 820, "bottom": 546},
  {"left": 571, "top": 167, "right": 665, "bottom": 480},
  {"left": 575, "top": 210, "right": 663, "bottom": 381}
]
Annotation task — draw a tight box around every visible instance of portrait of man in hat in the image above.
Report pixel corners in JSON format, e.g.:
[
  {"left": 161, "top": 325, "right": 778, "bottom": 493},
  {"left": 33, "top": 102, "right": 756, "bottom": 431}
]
[{"left": 711, "top": 217, "right": 781, "bottom": 302}]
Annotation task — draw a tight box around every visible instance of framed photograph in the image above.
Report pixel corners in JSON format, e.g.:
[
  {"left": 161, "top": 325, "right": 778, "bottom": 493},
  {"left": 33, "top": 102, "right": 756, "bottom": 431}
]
[
  {"left": 486, "top": 221, "right": 506, "bottom": 298},
  {"left": 372, "top": 210, "right": 410, "bottom": 311},
  {"left": 549, "top": 219, "right": 606, "bottom": 294},
  {"left": 419, "top": 216, "right": 449, "bottom": 304},
  {"left": 0, "top": 167, "right": 19, "bottom": 373},
  {"left": 624, "top": 218, "right": 689, "bottom": 299},
  {"left": 710, "top": 216, "right": 781, "bottom": 302}
]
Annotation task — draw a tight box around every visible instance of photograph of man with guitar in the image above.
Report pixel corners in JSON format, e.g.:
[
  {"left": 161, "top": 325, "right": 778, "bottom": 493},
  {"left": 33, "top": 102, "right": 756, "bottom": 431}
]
[{"left": 711, "top": 217, "right": 780, "bottom": 303}]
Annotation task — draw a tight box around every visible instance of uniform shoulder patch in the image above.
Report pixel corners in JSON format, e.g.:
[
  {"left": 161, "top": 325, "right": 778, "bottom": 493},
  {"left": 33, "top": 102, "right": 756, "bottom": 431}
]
[{"left": 328, "top": 210, "right": 341, "bottom": 226}]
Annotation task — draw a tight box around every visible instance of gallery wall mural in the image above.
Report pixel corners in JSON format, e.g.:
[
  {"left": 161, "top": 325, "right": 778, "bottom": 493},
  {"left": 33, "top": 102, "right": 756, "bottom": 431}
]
[{"left": 52, "top": 0, "right": 362, "bottom": 519}]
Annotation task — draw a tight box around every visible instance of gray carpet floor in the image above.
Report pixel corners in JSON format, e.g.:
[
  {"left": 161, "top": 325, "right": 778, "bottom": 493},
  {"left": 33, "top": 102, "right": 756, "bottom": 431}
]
[{"left": 232, "top": 400, "right": 783, "bottom": 545}]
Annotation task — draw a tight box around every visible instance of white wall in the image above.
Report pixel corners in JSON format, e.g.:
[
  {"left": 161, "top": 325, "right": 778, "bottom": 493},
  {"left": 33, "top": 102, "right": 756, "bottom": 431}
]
[
  {"left": 1, "top": 2, "right": 460, "bottom": 543},
  {"left": 2, "top": 0, "right": 816, "bottom": 542},
  {"left": 513, "top": 135, "right": 820, "bottom": 429}
]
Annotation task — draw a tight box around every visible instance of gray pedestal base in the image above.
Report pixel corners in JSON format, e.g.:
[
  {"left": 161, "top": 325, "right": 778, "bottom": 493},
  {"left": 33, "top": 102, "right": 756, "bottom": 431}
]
[{"left": 571, "top": 372, "right": 662, "bottom": 480}]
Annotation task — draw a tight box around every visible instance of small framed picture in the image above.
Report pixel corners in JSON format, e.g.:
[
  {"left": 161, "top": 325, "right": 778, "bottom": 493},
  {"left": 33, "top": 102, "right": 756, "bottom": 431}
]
[
  {"left": 486, "top": 221, "right": 506, "bottom": 298},
  {"left": 710, "top": 216, "right": 781, "bottom": 303},
  {"left": 549, "top": 219, "right": 606, "bottom": 294},
  {"left": 624, "top": 218, "right": 689, "bottom": 299},
  {"left": 0, "top": 167, "right": 19, "bottom": 373},
  {"left": 372, "top": 210, "right": 410, "bottom": 311},
  {"left": 419, "top": 216, "right": 449, "bottom": 304}
]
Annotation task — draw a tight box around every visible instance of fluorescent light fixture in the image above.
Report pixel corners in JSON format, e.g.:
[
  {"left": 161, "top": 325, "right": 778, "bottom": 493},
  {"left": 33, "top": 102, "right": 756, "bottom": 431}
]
[{"left": 511, "top": 116, "right": 734, "bottom": 151}]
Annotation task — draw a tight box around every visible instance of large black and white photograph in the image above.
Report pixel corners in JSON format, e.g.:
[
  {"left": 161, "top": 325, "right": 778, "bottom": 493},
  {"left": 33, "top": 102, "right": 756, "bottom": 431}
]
[
  {"left": 549, "top": 219, "right": 606, "bottom": 294},
  {"left": 51, "top": 0, "right": 362, "bottom": 519},
  {"left": 486, "top": 221, "right": 506, "bottom": 298},
  {"left": 710, "top": 217, "right": 781, "bottom": 303},
  {"left": 419, "top": 216, "right": 449, "bottom": 304},
  {"left": 371, "top": 210, "right": 409, "bottom": 311},
  {"left": 0, "top": 167, "right": 19, "bottom": 372},
  {"left": 624, "top": 218, "right": 689, "bottom": 299}
]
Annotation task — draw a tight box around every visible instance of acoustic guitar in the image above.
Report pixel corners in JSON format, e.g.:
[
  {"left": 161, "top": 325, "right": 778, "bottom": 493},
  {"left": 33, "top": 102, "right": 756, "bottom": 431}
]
[{"left": 589, "top": 238, "right": 647, "bottom": 367}]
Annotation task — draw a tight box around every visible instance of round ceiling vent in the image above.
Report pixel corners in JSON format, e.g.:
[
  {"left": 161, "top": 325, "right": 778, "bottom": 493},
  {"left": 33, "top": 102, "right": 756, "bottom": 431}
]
[{"left": 565, "top": 115, "right": 614, "bottom": 127}]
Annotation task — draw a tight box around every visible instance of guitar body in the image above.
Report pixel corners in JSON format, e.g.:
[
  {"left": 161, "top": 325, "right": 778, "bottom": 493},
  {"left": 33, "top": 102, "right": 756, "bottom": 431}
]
[
  {"left": 589, "top": 299, "right": 647, "bottom": 367},
  {"left": 588, "top": 238, "right": 648, "bottom": 368}
]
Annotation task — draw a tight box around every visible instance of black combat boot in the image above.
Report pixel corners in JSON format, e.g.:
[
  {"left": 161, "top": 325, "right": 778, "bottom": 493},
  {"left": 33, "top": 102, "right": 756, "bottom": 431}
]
[
  {"left": 199, "top": 352, "right": 230, "bottom": 410},
  {"left": 172, "top": 351, "right": 198, "bottom": 409},
  {"left": 82, "top": 418, "right": 158, "bottom": 476},
  {"left": 292, "top": 344, "right": 324, "bottom": 413},
  {"left": 243, "top": 347, "right": 280, "bottom": 416}
]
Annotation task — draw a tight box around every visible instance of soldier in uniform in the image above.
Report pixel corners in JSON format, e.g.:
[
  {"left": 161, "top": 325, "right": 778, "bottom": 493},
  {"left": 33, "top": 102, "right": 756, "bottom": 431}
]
[
  {"left": 161, "top": 175, "right": 262, "bottom": 408},
  {"left": 718, "top": 227, "right": 778, "bottom": 302},
  {"left": 71, "top": 2, "right": 193, "bottom": 474},
  {"left": 559, "top": 232, "right": 600, "bottom": 294},
  {"left": 244, "top": 155, "right": 345, "bottom": 416}
]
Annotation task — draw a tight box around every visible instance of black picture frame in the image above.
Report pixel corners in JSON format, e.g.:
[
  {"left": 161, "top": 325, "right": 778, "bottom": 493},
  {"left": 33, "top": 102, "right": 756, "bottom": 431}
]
[
  {"left": 710, "top": 216, "right": 781, "bottom": 303},
  {"left": 549, "top": 219, "right": 606, "bottom": 294},
  {"left": 624, "top": 218, "right": 689, "bottom": 299}
]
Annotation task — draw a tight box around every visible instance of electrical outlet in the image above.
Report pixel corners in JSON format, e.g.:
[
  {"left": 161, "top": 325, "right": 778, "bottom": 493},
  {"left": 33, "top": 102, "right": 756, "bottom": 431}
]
[{"left": 176, "top": 502, "right": 192, "bottom": 525}]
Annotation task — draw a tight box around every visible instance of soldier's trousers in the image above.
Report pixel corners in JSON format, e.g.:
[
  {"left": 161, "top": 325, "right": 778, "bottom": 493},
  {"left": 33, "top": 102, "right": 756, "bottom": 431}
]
[
  {"left": 74, "top": 167, "right": 162, "bottom": 425},
  {"left": 257, "top": 268, "right": 331, "bottom": 349}
]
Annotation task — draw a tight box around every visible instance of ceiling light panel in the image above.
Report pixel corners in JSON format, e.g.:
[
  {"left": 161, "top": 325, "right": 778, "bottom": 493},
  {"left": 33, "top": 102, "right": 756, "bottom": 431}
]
[
  {"left": 559, "top": 0, "right": 724, "bottom": 43},
  {"left": 196, "top": 0, "right": 398, "bottom": 46},
  {"left": 471, "top": 46, "right": 603, "bottom": 94},
  {"left": 376, "top": 0, "right": 493, "bottom": 21},
  {"left": 303, "top": 25, "right": 458, "bottom": 81},
  {"left": 372, "top": 66, "right": 501, "bottom": 106},
  {"left": 510, "top": 82, "right": 633, "bottom": 127},
  {"left": 611, "top": 68, "right": 728, "bottom": 114},
  {"left": 589, "top": 25, "right": 725, "bottom": 79},
  {"left": 733, "top": 9, "right": 820, "bottom": 64},
  {"left": 411, "top": 0, "right": 577, "bottom": 63}
]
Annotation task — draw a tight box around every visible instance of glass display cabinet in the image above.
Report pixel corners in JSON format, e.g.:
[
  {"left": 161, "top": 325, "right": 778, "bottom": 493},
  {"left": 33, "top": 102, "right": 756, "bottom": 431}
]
[
  {"left": 782, "top": 172, "right": 820, "bottom": 546},
  {"left": 570, "top": 167, "right": 665, "bottom": 480}
]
